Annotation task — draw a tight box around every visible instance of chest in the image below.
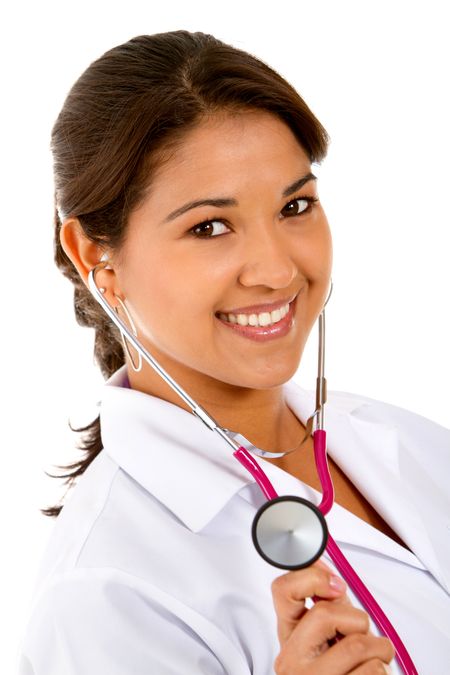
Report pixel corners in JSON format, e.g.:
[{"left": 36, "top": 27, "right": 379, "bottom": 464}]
[{"left": 265, "top": 436, "right": 412, "bottom": 553}]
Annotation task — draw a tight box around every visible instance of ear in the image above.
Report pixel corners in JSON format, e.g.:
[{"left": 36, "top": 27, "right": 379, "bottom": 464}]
[{"left": 59, "top": 218, "right": 118, "bottom": 300}]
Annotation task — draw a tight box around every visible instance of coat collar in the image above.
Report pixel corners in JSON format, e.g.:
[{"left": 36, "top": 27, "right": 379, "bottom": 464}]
[{"left": 100, "top": 365, "right": 450, "bottom": 594}]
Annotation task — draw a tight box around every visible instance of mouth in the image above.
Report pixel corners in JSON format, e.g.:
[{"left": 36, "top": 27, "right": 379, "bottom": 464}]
[
  {"left": 215, "top": 292, "right": 298, "bottom": 328},
  {"left": 214, "top": 291, "right": 301, "bottom": 342}
]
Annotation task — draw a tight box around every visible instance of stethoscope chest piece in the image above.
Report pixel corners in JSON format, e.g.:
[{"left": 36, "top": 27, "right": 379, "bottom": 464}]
[{"left": 251, "top": 495, "right": 328, "bottom": 570}]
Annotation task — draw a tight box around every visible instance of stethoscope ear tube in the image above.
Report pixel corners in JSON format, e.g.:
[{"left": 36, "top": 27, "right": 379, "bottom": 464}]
[{"left": 251, "top": 495, "right": 328, "bottom": 570}]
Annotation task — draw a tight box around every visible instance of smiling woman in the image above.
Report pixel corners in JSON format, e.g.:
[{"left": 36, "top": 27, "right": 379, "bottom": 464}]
[
  {"left": 17, "top": 30, "right": 450, "bottom": 675},
  {"left": 47, "top": 34, "right": 333, "bottom": 456}
]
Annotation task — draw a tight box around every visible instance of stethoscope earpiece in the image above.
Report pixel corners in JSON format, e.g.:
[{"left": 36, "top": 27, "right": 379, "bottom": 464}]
[{"left": 251, "top": 495, "right": 328, "bottom": 570}]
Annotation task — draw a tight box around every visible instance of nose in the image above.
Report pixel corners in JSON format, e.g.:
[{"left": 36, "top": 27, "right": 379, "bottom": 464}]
[{"left": 237, "top": 224, "right": 297, "bottom": 290}]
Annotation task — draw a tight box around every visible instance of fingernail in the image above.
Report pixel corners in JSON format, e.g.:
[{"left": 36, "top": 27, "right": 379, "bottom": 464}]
[
  {"left": 383, "top": 665, "right": 392, "bottom": 674},
  {"left": 329, "top": 575, "right": 347, "bottom": 593}
]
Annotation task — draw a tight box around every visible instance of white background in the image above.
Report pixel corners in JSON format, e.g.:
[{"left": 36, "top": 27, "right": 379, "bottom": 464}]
[{"left": 1, "top": 0, "right": 449, "bottom": 671}]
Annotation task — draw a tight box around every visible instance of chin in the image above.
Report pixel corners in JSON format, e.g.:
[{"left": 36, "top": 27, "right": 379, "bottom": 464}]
[{"left": 227, "top": 362, "right": 300, "bottom": 391}]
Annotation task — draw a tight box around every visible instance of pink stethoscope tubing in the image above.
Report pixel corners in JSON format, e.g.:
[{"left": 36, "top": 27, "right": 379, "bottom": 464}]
[{"left": 234, "top": 429, "right": 418, "bottom": 675}]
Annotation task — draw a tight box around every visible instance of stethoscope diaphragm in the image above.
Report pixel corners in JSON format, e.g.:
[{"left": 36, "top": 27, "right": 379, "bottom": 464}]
[{"left": 251, "top": 495, "right": 328, "bottom": 570}]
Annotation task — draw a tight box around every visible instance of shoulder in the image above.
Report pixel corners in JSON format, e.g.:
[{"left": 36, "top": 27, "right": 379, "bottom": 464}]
[
  {"left": 328, "top": 388, "right": 450, "bottom": 476},
  {"left": 287, "top": 378, "right": 449, "bottom": 463},
  {"left": 289, "top": 377, "right": 448, "bottom": 434},
  {"left": 330, "top": 388, "right": 448, "bottom": 440},
  {"left": 33, "top": 451, "right": 121, "bottom": 586}
]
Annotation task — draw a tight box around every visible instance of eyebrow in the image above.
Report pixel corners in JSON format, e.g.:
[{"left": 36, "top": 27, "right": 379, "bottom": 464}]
[{"left": 162, "top": 171, "right": 317, "bottom": 224}]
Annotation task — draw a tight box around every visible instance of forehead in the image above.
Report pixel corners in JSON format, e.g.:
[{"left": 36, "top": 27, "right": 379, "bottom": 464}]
[{"left": 150, "top": 110, "right": 310, "bottom": 186}]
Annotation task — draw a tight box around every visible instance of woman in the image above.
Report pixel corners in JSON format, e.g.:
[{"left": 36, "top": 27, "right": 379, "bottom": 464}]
[{"left": 17, "top": 31, "right": 450, "bottom": 674}]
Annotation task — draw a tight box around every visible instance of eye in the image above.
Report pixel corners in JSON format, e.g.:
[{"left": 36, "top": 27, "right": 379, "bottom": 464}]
[
  {"left": 280, "top": 195, "right": 319, "bottom": 218},
  {"left": 189, "top": 220, "right": 231, "bottom": 239}
]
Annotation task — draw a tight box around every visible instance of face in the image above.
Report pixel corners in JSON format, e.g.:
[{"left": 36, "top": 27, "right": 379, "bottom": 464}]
[{"left": 110, "top": 110, "right": 333, "bottom": 395}]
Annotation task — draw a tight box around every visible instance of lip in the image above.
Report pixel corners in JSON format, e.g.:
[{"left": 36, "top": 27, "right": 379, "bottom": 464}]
[
  {"left": 215, "top": 294, "right": 299, "bottom": 342},
  {"left": 216, "top": 292, "right": 298, "bottom": 317}
]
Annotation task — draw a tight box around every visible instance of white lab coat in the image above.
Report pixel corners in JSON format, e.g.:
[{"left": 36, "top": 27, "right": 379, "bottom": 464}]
[{"left": 17, "top": 365, "right": 450, "bottom": 674}]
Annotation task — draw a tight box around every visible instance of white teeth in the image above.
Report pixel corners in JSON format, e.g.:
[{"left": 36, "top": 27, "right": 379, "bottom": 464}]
[
  {"left": 219, "top": 302, "right": 291, "bottom": 327},
  {"left": 236, "top": 314, "right": 248, "bottom": 326},
  {"left": 258, "top": 312, "right": 272, "bottom": 326},
  {"left": 271, "top": 309, "right": 281, "bottom": 323}
]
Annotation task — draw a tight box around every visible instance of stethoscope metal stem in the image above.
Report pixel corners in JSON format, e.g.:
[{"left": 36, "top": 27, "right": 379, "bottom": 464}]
[{"left": 316, "top": 311, "right": 327, "bottom": 431}]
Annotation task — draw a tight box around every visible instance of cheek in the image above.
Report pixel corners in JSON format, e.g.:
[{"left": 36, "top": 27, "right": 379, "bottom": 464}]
[
  {"left": 125, "top": 246, "right": 224, "bottom": 336},
  {"left": 315, "top": 211, "right": 333, "bottom": 268},
  {"left": 294, "top": 219, "right": 332, "bottom": 279}
]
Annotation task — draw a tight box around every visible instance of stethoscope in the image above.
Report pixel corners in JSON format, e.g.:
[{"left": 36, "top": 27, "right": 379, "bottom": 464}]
[{"left": 88, "top": 260, "right": 417, "bottom": 674}]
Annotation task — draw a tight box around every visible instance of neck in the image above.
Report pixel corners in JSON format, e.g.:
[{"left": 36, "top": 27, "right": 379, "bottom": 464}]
[{"left": 127, "top": 362, "right": 306, "bottom": 454}]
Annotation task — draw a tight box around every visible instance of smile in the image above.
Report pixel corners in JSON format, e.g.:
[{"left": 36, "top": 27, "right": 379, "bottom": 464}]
[
  {"left": 215, "top": 294, "right": 300, "bottom": 343},
  {"left": 217, "top": 302, "right": 290, "bottom": 328}
]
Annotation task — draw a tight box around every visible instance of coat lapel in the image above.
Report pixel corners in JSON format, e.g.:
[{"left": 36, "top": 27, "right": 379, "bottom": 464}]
[{"left": 282, "top": 381, "right": 450, "bottom": 594}]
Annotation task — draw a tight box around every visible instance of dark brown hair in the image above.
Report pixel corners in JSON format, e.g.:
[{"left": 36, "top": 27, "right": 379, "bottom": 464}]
[{"left": 42, "top": 30, "right": 330, "bottom": 517}]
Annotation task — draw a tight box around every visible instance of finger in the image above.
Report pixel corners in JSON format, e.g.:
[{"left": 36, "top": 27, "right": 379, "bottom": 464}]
[
  {"left": 318, "top": 592, "right": 353, "bottom": 608},
  {"left": 315, "top": 634, "right": 395, "bottom": 674},
  {"left": 312, "top": 590, "right": 352, "bottom": 606},
  {"left": 348, "top": 658, "right": 392, "bottom": 673},
  {"left": 313, "top": 560, "right": 352, "bottom": 605},
  {"left": 276, "top": 601, "right": 394, "bottom": 675},
  {"left": 271, "top": 562, "right": 347, "bottom": 644},
  {"left": 288, "top": 601, "right": 371, "bottom": 655}
]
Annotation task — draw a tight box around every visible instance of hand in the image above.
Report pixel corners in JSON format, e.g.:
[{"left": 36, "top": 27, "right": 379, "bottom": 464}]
[{"left": 271, "top": 559, "right": 395, "bottom": 674}]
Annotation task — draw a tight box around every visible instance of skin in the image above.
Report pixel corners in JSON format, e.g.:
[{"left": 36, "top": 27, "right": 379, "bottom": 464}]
[{"left": 60, "top": 109, "right": 333, "bottom": 454}]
